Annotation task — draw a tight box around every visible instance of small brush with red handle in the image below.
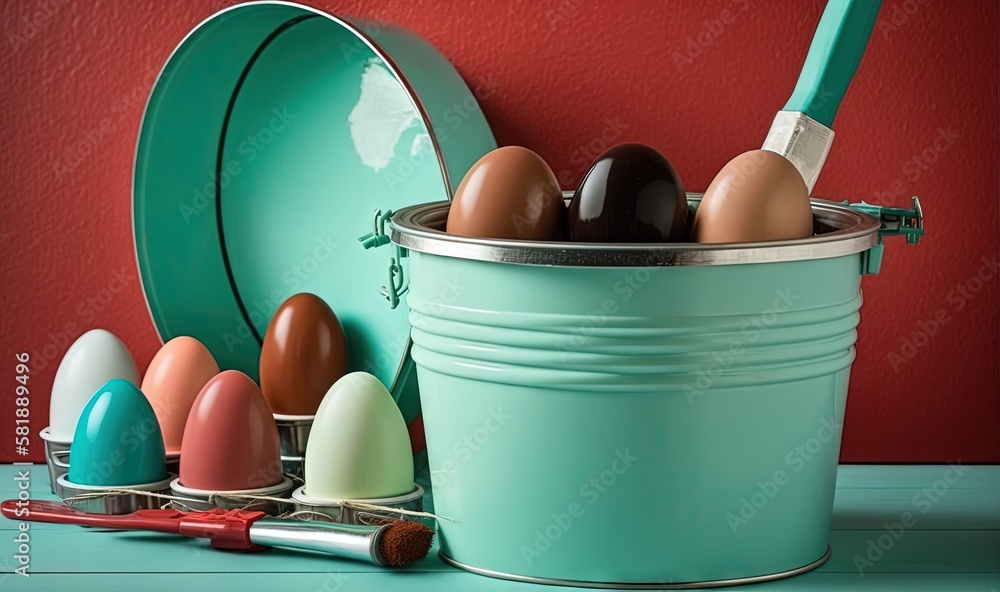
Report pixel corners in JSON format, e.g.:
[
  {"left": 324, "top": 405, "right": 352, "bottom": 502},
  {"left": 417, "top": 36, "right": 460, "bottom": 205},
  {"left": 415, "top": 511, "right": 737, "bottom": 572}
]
[{"left": 1, "top": 500, "right": 433, "bottom": 566}]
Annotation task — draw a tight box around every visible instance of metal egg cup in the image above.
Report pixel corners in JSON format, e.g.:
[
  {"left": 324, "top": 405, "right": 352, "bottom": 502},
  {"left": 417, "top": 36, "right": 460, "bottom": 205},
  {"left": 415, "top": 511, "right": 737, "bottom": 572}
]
[
  {"left": 169, "top": 477, "right": 296, "bottom": 515},
  {"left": 274, "top": 414, "right": 313, "bottom": 480},
  {"left": 56, "top": 474, "right": 174, "bottom": 515},
  {"left": 39, "top": 428, "right": 71, "bottom": 497},
  {"left": 291, "top": 483, "right": 427, "bottom": 527}
]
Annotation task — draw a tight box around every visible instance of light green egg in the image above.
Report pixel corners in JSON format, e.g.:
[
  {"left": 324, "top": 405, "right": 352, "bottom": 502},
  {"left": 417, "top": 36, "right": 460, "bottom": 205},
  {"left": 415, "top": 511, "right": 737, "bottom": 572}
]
[{"left": 304, "top": 372, "right": 414, "bottom": 500}]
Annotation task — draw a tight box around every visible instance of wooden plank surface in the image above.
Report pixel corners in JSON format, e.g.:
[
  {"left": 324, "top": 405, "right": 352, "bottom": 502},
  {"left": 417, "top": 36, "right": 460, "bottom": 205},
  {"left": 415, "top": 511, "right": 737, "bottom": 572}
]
[
  {"left": 0, "top": 464, "right": 997, "bottom": 591},
  {"left": 2, "top": 573, "right": 999, "bottom": 592}
]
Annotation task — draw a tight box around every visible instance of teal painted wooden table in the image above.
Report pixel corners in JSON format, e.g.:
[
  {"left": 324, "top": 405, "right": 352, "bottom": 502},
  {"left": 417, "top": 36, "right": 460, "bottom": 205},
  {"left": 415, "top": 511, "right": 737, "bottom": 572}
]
[{"left": 0, "top": 464, "right": 997, "bottom": 591}]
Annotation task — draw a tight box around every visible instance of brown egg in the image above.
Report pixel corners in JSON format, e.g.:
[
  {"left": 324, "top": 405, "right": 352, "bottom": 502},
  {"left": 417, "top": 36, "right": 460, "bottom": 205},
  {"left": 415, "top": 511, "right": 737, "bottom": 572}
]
[
  {"left": 446, "top": 146, "right": 565, "bottom": 240},
  {"left": 692, "top": 150, "right": 813, "bottom": 243},
  {"left": 568, "top": 143, "right": 688, "bottom": 242},
  {"left": 259, "top": 293, "right": 348, "bottom": 416}
]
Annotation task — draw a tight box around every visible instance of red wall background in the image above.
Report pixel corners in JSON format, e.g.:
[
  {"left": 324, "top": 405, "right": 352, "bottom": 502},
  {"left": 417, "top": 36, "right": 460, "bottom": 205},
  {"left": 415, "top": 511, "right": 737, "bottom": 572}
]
[{"left": 0, "top": 0, "right": 997, "bottom": 463}]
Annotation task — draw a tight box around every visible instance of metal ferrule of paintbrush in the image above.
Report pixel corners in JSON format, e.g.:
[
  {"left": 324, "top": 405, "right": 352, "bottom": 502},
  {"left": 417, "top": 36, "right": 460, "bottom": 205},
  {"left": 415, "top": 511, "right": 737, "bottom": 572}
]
[
  {"left": 247, "top": 519, "right": 390, "bottom": 565},
  {"left": 763, "top": 111, "right": 834, "bottom": 194}
]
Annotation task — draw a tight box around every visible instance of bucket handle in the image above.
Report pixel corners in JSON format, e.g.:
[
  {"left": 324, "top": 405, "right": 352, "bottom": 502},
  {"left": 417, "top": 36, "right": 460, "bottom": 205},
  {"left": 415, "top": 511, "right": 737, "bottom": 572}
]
[
  {"left": 359, "top": 209, "right": 409, "bottom": 309},
  {"left": 847, "top": 195, "right": 924, "bottom": 275}
]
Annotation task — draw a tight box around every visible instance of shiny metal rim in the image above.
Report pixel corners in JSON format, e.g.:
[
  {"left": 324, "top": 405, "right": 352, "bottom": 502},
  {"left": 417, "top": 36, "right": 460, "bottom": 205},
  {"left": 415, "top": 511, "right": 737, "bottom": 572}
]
[
  {"left": 438, "top": 546, "right": 831, "bottom": 589},
  {"left": 170, "top": 477, "right": 294, "bottom": 499},
  {"left": 390, "top": 195, "right": 879, "bottom": 267},
  {"left": 273, "top": 413, "right": 315, "bottom": 423},
  {"left": 291, "top": 483, "right": 424, "bottom": 506},
  {"left": 57, "top": 474, "right": 175, "bottom": 495},
  {"left": 291, "top": 484, "right": 423, "bottom": 525},
  {"left": 58, "top": 476, "right": 175, "bottom": 515},
  {"left": 38, "top": 426, "right": 69, "bottom": 444}
]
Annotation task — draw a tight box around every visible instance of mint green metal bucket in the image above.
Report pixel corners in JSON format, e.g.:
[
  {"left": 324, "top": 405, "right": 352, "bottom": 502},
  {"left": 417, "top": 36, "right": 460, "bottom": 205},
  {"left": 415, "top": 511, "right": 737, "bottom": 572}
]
[{"left": 385, "top": 196, "right": 918, "bottom": 588}]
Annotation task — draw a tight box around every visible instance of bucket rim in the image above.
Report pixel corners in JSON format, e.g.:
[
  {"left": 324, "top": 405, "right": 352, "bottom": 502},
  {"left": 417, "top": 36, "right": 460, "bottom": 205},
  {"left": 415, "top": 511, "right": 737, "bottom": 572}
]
[{"left": 389, "top": 194, "right": 880, "bottom": 267}]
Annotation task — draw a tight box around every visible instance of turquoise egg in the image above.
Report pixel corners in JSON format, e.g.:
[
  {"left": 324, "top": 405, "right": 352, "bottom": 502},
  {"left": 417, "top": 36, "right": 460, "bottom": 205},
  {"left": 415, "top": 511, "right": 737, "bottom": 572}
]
[{"left": 67, "top": 379, "right": 168, "bottom": 487}]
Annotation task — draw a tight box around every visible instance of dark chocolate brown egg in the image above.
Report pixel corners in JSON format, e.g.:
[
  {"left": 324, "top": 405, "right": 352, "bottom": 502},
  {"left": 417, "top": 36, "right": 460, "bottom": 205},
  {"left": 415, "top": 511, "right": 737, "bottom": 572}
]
[
  {"left": 259, "top": 293, "right": 348, "bottom": 416},
  {"left": 567, "top": 143, "right": 688, "bottom": 242},
  {"left": 446, "top": 146, "right": 565, "bottom": 240}
]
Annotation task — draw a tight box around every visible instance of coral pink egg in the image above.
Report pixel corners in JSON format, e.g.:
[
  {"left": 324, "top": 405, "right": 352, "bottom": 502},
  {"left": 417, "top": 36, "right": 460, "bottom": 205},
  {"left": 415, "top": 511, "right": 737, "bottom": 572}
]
[
  {"left": 141, "top": 336, "right": 220, "bottom": 456},
  {"left": 179, "top": 370, "right": 282, "bottom": 491}
]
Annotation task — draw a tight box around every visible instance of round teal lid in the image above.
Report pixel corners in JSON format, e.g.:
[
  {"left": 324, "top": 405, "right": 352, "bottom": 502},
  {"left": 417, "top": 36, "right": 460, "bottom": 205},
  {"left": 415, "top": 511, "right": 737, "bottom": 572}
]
[{"left": 133, "top": 2, "right": 495, "bottom": 424}]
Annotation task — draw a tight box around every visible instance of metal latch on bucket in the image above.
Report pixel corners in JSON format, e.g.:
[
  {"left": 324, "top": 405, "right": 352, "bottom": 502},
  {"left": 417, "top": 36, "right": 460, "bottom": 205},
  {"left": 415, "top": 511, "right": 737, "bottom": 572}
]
[
  {"left": 359, "top": 209, "right": 408, "bottom": 309},
  {"left": 846, "top": 196, "right": 924, "bottom": 275},
  {"left": 359, "top": 197, "right": 925, "bottom": 299}
]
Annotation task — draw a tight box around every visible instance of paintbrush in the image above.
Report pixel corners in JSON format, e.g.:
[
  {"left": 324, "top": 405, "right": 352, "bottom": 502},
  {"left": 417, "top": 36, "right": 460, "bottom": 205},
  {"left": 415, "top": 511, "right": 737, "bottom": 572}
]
[
  {"left": 1, "top": 500, "right": 433, "bottom": 566},
  {"left": 762, "top": 0, "right": 882, "bottom": 192}
]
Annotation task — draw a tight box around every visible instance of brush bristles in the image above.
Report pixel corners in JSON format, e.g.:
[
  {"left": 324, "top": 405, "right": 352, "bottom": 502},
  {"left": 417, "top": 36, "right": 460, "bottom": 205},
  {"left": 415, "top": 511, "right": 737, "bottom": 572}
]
[{"left": 376, "top": 520, "right": 435, "bottom": 566}]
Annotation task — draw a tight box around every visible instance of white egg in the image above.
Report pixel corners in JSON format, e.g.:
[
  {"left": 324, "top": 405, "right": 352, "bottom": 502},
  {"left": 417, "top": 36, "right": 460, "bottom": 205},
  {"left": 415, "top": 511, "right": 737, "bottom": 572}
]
[
  {"left": 304, "top": 372, "right": 413, "bottom": 500},
  {"left": 46, "top": 329, "right": 140, "bottom": 442}
]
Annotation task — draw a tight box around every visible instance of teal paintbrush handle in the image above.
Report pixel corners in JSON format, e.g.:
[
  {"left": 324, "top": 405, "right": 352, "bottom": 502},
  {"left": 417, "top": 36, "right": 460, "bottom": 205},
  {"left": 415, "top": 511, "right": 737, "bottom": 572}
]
[{"left": 783, "top": 0, "right": 882, "bottom": 127}]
